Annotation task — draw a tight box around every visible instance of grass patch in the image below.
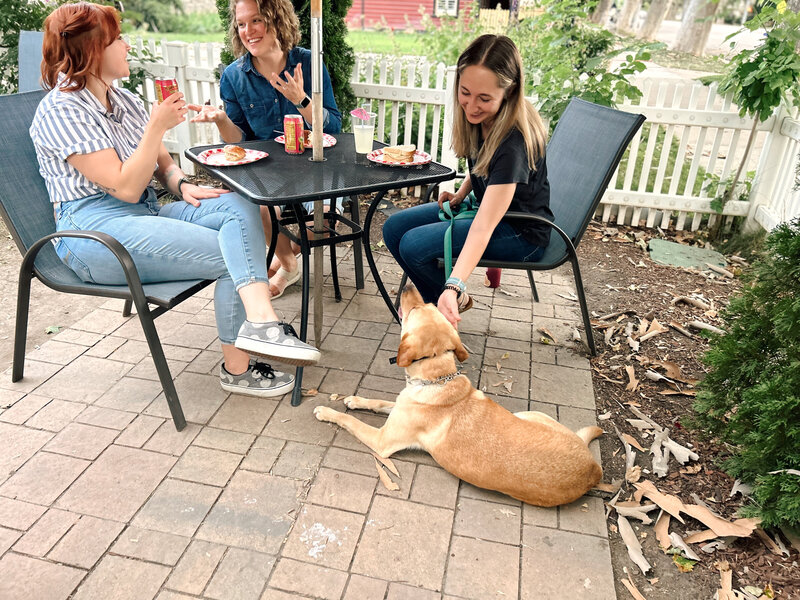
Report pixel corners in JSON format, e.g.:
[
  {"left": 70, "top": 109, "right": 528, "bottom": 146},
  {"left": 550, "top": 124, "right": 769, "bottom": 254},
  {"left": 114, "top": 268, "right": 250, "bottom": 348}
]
[{"left": 346, "top": 30, "right": 426, "bottom": 55}]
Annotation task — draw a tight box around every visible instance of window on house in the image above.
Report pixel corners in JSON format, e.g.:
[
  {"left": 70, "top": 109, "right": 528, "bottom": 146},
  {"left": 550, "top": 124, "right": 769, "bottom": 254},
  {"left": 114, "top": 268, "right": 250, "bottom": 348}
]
[{"left": 434, "top": 0, "right": 458, "bottom": 17}]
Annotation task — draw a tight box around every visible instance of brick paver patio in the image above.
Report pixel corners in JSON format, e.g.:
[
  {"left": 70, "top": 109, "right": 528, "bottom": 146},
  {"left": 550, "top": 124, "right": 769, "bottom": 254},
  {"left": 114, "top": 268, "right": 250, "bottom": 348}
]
[{"left": 0, "top": 246, "right": 615, "bottom": 600}]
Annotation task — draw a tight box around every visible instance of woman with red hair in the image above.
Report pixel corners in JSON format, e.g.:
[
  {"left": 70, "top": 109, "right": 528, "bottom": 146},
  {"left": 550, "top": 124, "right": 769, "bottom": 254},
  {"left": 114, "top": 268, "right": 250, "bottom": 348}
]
[{"left": 30, "top": 2, "right": 321, "bottom": 398}]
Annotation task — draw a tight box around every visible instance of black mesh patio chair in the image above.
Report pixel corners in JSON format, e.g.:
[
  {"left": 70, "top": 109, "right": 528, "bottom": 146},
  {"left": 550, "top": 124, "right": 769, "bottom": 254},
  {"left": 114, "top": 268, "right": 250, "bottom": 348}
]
[
  {"left": 0, "top": 89, "right": 214, "bottom": 431},
  {"left": 396, "top": 97, "right": 645, "bottom": 355}
]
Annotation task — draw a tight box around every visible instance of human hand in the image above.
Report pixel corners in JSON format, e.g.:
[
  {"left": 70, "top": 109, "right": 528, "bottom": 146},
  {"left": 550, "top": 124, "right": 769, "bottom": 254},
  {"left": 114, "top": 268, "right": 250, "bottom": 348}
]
[
  {"left": 181, "top": 183, "right": 227, "bottom": 208},
  {"left": 437, "top": 288, "right": 461, "bottom": 328},
  {"left": 188, "top": 103, "right": 226, "bottom": 124},
  {"left": 269, "top": 63, "right": 306, "bottom": 106},
  {"left": 438, "top": 190, "right": 464, "bottom": 211},
  {"left": 150, "top": 92, "right": 187, "bottom": 133}
]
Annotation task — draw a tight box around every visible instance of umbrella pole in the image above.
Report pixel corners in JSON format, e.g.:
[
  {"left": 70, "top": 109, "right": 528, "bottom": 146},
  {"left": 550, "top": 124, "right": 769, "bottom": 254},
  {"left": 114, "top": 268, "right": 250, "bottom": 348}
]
[{"left": 310, "top": 0, "right": 324, "bottom": 345}]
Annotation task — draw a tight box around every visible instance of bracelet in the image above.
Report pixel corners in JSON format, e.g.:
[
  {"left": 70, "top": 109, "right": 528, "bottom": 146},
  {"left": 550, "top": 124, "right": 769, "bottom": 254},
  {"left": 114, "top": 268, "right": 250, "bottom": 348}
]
[
  {"left": 177, "top": 177, "right": 190, "bottom": 199},
  {"left": 443, "top": 283, "right": 463, "bottom": 299},
  {"left": 445, "top": 276, "right": 466, "bottom": 294}
]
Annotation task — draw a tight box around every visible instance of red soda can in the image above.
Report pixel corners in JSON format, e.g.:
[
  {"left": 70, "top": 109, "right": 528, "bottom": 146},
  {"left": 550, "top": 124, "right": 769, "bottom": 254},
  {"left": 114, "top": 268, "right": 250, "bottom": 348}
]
[
  {"left": 283, "top": 114, "right": 305, "bottom": 154},
  {"left": 155, "top": 78, "right": 178, "bottom": 103}
]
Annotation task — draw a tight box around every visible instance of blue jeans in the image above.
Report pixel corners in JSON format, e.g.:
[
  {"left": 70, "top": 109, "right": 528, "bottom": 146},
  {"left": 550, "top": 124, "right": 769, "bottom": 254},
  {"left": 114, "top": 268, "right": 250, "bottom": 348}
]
[
  {"left": 54, "top": 187, "right": 268, "bottom": 344},
  {"left": 382, "top": 202, "right": 545, "bottom": 303}
]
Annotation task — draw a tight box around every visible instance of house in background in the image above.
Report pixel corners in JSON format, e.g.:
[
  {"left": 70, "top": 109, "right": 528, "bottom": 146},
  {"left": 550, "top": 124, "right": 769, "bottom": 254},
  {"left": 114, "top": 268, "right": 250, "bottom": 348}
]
[{"left": 345, "top": 0, "right": 538, "bottom": 32}]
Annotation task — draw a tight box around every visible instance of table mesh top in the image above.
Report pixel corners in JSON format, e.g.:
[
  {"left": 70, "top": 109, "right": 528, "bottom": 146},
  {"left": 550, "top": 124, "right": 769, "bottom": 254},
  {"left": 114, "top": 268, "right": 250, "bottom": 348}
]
[{"left": 186, "top": 135, "right": 455, "bottom": 205}]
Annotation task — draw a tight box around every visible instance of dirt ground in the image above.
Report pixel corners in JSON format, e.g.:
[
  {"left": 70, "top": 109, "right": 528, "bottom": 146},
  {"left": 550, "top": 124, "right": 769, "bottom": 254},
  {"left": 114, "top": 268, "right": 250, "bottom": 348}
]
[{"left": 578, "top": 223, "right": 800, "bottom": 600}]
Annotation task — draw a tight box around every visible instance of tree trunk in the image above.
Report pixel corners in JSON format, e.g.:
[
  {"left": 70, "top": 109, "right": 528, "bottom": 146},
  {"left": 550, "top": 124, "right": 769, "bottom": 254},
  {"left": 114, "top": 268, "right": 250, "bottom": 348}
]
[
  {"left": 591, "top": 0, "right": 614, "bottom": 25},
  {"left": 509, "top": 0, "right": 519, "bottom": 25},
  {"left": 673, "top": 0, "right": 720, "bottom": 56},
  {"left": 639, "top": 0, "right": 672, "bottom": 40},
  {"left": 617, "top": 0, "right": 643, "bottom": 34}
]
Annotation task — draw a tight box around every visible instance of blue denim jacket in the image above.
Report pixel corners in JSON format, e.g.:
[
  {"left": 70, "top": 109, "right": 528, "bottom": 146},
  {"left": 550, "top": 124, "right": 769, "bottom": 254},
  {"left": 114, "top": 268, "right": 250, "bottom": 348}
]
[{"left": 220, "top": 47, "right": 342, "bottom": 141}]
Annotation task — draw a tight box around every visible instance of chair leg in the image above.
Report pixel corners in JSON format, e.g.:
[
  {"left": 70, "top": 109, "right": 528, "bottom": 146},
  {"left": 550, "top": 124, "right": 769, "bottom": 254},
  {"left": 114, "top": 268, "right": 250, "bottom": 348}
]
[
  {"left": 328, "top": 213, "right": 342, "bottom": 302},
  {"left": 567, "top": 257, "right": 597, "bottom": 356},
  {"left": 395, "top": 272, "right": 409, "bottom": 311},
  {"left": 527, "top": 270, "right": 539, "bottom": 303},
  {"left": 122, "top": 299, "right": 133, "bottom": 317},
  {"left": 136, "top": 306, "right": 186, "bottom": 430},
  {"left": 11, "top": 269, "right": 33, "bottom": 382},
  {"left": 349, "top": 195, "right": 365, "bottom": 290}
]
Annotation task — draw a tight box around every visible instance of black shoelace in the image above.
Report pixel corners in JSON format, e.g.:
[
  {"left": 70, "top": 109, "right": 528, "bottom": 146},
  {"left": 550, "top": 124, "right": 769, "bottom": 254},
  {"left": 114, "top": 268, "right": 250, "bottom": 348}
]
[
  {"left": 251, "top": 361, "right": 276, "bottom": 380},
  {"left": 279, "top": 322, "right": 300, "bottom": 339}
]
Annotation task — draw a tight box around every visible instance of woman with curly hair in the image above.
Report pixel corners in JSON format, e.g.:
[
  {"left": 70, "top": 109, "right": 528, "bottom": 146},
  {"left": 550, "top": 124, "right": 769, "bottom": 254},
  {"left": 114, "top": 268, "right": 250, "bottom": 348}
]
[{"left": 190, "top": 0, "right": 342, "bottom": 299}]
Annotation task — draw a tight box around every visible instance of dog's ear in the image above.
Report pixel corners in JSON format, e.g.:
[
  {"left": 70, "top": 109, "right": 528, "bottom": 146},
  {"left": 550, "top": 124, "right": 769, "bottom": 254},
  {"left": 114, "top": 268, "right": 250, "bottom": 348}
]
[
  {"left": 396, "top": 333, "right": 416, "bottom": 367},
  {"left": 450, "top": 330, "right": 469, "bottom": 362},
  {"left": 453, "top": 339, "right": 469, "bottom": 362}
]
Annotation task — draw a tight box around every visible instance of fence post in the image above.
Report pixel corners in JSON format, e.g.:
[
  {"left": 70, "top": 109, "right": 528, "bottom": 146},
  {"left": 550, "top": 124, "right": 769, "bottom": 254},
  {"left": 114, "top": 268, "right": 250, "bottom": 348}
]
[
  {"left": 439, "top": 65, "right": 458, "bottom": 194},
  {"left": 164, "top": 41, "right": 194, "bottom": 174},
  {"left": 744, "top": 105, "right": 792, "bottom": 233}
]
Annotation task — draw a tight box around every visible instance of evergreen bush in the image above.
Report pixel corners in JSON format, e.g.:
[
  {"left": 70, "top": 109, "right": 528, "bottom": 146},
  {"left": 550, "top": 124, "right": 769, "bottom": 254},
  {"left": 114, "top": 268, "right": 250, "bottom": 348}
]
[
  {"left": 215, "top": 0, "right": 355, "bottom": 120},
  {"left": 692, "top": 217, "right": 800, "bottom": 529}
]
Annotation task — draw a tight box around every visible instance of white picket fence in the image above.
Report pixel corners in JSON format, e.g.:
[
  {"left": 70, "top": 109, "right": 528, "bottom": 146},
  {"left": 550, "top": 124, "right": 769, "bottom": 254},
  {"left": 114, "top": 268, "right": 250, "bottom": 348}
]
[{"left": 129, "top": 38, "right": 800, "bottom": 233}]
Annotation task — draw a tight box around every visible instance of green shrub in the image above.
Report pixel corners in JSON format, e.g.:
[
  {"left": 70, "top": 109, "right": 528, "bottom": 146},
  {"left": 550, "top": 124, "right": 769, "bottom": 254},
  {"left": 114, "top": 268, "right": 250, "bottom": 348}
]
[
  {"left": 692, "top": 217, "right": 800, "bottom": 529},
  {"left": 0, "top": 0, "right": 52, "bottom": 94}
]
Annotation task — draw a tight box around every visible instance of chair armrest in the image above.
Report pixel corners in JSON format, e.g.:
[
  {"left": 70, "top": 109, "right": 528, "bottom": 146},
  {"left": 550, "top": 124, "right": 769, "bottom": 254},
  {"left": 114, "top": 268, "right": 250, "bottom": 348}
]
[
  {"left": 21, "top": 229, "right": 147, "bottom": 294},
  {"left": 500, "top": 211, "right": 577, "bottom": 253}
]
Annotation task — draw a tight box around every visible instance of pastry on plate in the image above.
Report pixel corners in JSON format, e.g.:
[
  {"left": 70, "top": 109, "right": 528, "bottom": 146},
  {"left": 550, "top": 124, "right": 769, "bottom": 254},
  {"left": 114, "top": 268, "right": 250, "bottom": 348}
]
[
  {"left": 382, "top": 144, "right": 415, "bottom": 163},
  {"left": 224, "top": 144, "right": 246, "bottom": 161}
]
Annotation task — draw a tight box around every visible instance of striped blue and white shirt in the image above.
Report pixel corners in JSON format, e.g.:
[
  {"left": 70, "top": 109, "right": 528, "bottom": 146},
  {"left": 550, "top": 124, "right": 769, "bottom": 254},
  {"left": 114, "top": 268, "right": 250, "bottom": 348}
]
[{"left": 30, "top": 84, "right": 152, "bottom": 205}]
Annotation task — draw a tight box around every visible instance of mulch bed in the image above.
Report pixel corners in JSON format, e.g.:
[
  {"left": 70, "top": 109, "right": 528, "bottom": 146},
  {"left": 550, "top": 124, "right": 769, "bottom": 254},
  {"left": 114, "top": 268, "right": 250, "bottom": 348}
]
[{"left": 578, "top": 222, "right": 799, "bottom": 600}]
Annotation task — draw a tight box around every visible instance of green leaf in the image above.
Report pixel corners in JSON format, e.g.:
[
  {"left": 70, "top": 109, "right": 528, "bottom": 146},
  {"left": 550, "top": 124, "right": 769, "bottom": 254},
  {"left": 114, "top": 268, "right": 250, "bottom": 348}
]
[{"left": 44, "top": 325, "right": 62, "bottom": 335}]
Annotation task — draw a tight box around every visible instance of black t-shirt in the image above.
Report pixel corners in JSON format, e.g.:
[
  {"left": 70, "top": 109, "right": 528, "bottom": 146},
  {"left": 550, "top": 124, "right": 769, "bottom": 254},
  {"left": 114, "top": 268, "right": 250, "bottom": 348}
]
[{"left": 468, "top": 128, "right": 553, "bottom": 248}]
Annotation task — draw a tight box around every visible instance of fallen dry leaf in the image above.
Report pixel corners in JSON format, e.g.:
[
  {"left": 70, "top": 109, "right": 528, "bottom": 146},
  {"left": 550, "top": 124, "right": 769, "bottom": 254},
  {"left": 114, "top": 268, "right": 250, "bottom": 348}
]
[
  {"left": 374, "top": 458, "right": 400, "bottom": 491},
  {"left": 621, "top": 575, "right": 647, "bottom": 600},
  {"left": 618, "top": 515, "right": 652, "bottom": 574},
  {"left": 303, "top": 388, "right": 319, "bottom": 397},
  {"left": 622, "top": 433, "right": 646, "bottom": 452},
  {"left": 682, "top": 505, "right": 759, "bottom": 538},
  {"left": 633, "top": 481, "right": 686, "bottom": 523},
  {"left": 626, "top": 465, "right": 643, "bottom": 484},
  {"left": 372, "top": 453, "right": 400, "bottom": 477},
  {"left": 654, "top": 511, "right": 671, "bottom": 550},
  {"left": 625, "top": 365, "right": 639, "bottom": 392},
  {"left": 537, "top": 327, "right": 557, "bottom": 344}
]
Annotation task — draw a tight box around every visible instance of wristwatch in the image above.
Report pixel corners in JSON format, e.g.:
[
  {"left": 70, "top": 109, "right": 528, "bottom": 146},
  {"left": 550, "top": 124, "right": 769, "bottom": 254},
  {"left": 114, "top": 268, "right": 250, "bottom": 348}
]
[{"left": 294, "top": 95, "right": 311, "bottom": 109}]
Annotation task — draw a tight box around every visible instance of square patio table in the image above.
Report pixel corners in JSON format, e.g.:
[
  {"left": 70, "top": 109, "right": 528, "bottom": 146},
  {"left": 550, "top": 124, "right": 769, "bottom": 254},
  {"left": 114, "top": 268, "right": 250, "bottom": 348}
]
[{"left": 185, "top": 134, "right": 456, "bottom": 405}]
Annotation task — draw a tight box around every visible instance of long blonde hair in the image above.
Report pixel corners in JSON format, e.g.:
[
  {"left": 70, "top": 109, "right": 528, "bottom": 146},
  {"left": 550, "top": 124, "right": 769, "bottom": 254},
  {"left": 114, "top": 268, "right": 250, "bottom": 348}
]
[
  {"left": 451, "top": 35, "right": 547, "bottom": 177},
  {"left": 228, "top": 0, "right": 300, "bottom": 57}
]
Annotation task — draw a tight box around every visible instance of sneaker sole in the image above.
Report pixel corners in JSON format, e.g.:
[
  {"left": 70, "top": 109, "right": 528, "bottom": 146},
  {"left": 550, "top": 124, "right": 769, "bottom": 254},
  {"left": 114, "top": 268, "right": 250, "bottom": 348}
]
[
  {"left": 220, "top": 379, "right": 295, "bottom": 398},
  {"left": 235, "top": 337, "right": 321, "bottom": 367}
]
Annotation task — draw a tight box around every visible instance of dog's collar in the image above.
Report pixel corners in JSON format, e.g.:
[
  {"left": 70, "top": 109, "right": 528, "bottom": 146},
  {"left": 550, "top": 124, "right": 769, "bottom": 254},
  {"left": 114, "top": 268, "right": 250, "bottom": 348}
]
[
  {"left": 405, "top": 370, "right": 462, "bottom": 387},
  {"left": 389, "top": 349, "right": 453, "bottom": 365}
]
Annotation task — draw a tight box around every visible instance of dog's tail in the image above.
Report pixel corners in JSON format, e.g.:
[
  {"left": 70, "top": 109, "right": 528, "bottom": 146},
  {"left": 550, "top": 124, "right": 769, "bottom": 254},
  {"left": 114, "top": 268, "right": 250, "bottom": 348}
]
[{"left": 576, "top": 426, "right": 604, "bottom": 445}]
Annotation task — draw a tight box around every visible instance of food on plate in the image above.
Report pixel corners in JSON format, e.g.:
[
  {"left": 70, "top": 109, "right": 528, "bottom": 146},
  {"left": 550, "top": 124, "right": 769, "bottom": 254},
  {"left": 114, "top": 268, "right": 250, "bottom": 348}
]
[
  {"left": 223, "top": 145, "right": 246, "bottom": 162},
  {"left": 382, "top": 144, "right": 415, "bottom": 163}
]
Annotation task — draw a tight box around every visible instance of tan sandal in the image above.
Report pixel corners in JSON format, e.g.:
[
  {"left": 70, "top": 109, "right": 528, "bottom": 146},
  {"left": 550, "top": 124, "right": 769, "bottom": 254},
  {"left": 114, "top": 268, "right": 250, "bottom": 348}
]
[
  {"left": 269, "top": 261, "right": 302, "bottom": 299},
  {"left": 458, "top": 292, "right": 473, "bottom": 313}
]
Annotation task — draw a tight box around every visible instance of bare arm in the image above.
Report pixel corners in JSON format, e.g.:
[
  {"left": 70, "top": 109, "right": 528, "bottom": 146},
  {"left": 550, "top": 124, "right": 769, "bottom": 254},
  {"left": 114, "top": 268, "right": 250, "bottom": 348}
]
[
  {"left": 67, "top": 93, "right": 188, "bottom": 203},
  {"left": 437, "top": 182, "right": 515, "bottom": 326},
  {"left": 187, "top": 104, "right": 245, "bottom": 143}
]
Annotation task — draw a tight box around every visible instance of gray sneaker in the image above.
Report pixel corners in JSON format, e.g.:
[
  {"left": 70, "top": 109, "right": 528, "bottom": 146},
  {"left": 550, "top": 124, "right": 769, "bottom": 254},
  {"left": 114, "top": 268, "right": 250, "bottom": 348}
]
[
  {"left": 235, "top": 321, "right": 321, "bottom": 367},
  {"left": 220, "top": 361, "right": 294, "bottom": 397}
]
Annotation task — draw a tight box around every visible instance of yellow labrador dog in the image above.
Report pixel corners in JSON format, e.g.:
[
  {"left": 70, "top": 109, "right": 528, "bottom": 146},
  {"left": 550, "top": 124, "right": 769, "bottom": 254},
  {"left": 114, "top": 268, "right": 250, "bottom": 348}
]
[{"left": 314, "top": 285, "right": 603, "bottom": 507}]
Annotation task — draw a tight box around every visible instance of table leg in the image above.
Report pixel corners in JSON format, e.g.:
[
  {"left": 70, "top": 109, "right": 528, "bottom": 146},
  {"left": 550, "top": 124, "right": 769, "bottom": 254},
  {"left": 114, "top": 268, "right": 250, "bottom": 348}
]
[
  {"left": 265, "top": 205, "right": 279, "bottom": 272},
  {"left": 363, "top": 190, "right": 400, "bottom": 324}
]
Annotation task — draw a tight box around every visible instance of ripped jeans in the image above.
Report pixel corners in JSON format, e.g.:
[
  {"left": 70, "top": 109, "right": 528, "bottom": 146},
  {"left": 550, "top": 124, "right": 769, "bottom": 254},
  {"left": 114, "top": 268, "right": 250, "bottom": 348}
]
[{"left": 54, "top": 187, "right": 268, "bottom": 344}]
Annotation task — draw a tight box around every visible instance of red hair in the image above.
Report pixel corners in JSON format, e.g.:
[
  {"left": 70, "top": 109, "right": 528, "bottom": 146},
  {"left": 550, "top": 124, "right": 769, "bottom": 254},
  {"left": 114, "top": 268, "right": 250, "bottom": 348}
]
[{"left": 41, "top": 2, "right": 121, "bottom": 92}]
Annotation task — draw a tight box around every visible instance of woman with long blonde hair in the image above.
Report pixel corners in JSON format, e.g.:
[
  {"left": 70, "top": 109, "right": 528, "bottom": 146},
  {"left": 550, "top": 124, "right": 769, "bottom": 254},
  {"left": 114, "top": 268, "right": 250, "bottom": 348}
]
[{"left": 383, "top": 34, "right": 552, "bottom": 326}]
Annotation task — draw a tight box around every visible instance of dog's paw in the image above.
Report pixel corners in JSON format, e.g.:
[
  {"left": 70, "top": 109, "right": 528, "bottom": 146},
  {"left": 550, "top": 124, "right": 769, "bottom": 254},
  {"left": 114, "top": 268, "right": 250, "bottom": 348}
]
[
  {"left": 313, "top": 405, "right": 338, "bottom": 422},
  {"left": 343, "top": 395, "right": 360, "bottom": 410}
]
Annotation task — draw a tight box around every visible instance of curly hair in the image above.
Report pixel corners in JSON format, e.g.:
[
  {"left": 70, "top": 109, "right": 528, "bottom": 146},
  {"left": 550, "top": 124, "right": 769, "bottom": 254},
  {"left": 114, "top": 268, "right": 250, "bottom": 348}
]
[
  {"left": 228, "top": 0, "right": 301, "bottom": 57},
  {"left": 41, "top": 2, "right": 120, "bottom": 92}
]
